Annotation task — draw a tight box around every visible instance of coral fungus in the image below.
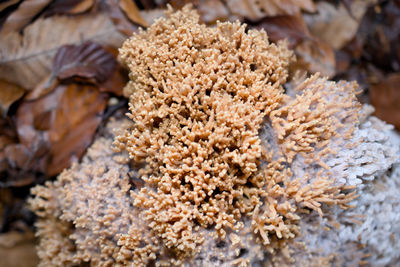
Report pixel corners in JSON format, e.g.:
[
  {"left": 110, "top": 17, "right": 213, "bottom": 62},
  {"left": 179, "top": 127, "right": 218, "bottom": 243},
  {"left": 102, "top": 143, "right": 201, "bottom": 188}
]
[{"left": 29, "top": 6, "right": 400, "bottom": 267}]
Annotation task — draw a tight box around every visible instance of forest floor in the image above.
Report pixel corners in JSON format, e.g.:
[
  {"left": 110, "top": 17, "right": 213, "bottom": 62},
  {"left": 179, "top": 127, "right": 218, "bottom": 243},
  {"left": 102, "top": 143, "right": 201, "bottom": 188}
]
[{"left": 0, "top": 0, "right": 399, "bottom": 266}]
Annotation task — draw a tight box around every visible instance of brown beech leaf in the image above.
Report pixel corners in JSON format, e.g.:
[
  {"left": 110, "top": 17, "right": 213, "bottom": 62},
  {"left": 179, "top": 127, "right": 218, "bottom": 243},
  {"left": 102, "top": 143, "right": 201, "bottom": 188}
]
[
  {"left": 370, "top": 73, "right": 400, "bottom": 130},
  {"left": 226, "top": 0, "right": 316, "bottom": 21},
  {"left": 43, "top": 0, "right": 95, "bottom": 16},
  {"left": 0, "top": 80, "right": 25, "bottom": 117},
  {"left": 0, "top": 0, "right": 19, "bottom": 12},
  {"left": 0, "top": 0, "right": 52, "bottom": 35},
  {"left": 106, "top": 0, "right": 139, "bottom": 36},
  {"left": 53, "top": 41, "right": 117, "bottom": 84},
  {"left": 0, "top": 12, "right": 125, "bottom": 89},
  {"left": 258, "top": 13, "right": 311, "bottom": 48},
  {"left": 16, "top": 83, "right": 108, "bottom": 176},
  {"left": 119, "top": 0, "right": 149, "bottom": 27},
  {"left": 258, "top": 13, "right": 335, "bottom": 77},
  {"left": 303, "top": 0, "right": 376, "bottom": 50},
  {"left": 24, "top": 75, "right": 59, "bottom": 101},
  {"left": 100, "top": 46, "right": 129, "bottom": 95},
  {"left": 24, "top": 42, "right": 124, "bottom": 99}
]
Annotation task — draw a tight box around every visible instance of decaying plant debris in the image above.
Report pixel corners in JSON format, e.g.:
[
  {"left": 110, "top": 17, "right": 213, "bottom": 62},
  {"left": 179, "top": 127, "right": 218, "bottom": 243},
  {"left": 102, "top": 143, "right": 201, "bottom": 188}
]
[
  {"left": 28, "top": 7, "right": 400, "bottom": 266},
  {"left": 1, "top": 0, "right": 400, "bottom": 266}
]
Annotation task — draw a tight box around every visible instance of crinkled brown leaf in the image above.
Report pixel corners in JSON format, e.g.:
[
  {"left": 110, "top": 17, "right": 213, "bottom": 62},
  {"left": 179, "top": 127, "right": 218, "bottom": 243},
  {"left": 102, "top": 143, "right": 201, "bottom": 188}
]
[
  {"left": 370, "top": 73, "right": 400, "bottom": 130},
  {"left": 258, "top": 13, "right": 311, "bottom": 48},
  {"left": 226, "top": 0, "right": 316, "bottom": 21},
  {"left": 23, "top": 42, "right": 125, "bottom": 98},
  {"left": 16, "top": 83, "right": 107, "bottom": 176},
  {"left": 0, "top": 0, "right": 52, "bottom": 35},
  {"left": 43, "top": 0, "right": 95, "bottom": 16},
  {"left": 0, "top": 80, "right": 25, "bottom": 117},
  {"left": 53, "top": 41, "right": 117, "bottom": 84},
  {"left": 0, "top": 12, "right": 125, "bottom": 89},
  {"left": 119, "top": 0, "right": 149, "bottom": 27},
  {"left": 106, "top": 0, "right": 139, "bottom": 36}
]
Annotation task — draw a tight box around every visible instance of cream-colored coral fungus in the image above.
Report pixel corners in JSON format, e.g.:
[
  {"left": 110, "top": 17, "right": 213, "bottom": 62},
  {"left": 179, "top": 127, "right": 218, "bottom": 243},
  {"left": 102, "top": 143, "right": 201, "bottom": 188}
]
[
  {"left": 114, "top": 5, "right": 357, "bottom": 257},
  {"left": 29, "top": 6, "right": 400, "bottom": 267}
]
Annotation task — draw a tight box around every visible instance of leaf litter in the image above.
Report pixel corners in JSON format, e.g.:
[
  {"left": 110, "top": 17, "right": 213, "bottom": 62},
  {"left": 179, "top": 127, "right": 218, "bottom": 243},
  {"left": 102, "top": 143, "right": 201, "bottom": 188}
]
[{"left": 0, "top": 0, "right": 399, "bottom": 266}]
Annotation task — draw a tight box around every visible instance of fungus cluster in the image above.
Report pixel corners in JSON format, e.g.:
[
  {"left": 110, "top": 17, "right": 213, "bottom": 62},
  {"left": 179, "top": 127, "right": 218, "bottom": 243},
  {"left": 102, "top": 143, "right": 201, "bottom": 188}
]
[{"left": 29, "top": 6, "right": 400, "bottom": 267}]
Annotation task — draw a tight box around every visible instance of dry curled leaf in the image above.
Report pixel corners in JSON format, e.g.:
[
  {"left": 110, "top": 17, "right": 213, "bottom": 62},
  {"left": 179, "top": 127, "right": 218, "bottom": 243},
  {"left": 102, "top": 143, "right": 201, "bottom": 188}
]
[
  {"left": 370, "top": 73, "right": 400, "bottom": 130},
  {"left": 16, "top": 83, "right": 108, "bottom": 176},
  {"left": 53, "top": 41, "right": 117, "bottom": 84},
  {"left": 119, "top": 0, "right": 149, "bottom": 27},
  {"left": 226, "top": 0, "right": 316, "bottom": 21},
  {"left": 23, "top": 42, "right": 125, "bottom": 99},
  {"left": 0, "top": 12, "right": 125, "bottom": 89},
  {"left": 0, "top": 80, "right": 25, "bottom": 117},
  {"left": 43, "top": 0, "right": 95, "bottom": 16},
  {"left": 0, "top": 0, "right": 52, "bottom": 35}
]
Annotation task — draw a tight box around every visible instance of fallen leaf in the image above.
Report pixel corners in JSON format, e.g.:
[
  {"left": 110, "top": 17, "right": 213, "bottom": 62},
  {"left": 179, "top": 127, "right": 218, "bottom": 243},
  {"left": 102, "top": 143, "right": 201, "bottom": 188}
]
[
  {"left": 136, "top": 0, "right": 157, "bottom": 9},
  {"left": 296, "top": 38, "right": 336, "bottom": 78},
  {"left": 0, "top": 12, "right": 126, "bottom": 89},
  {"left": 0, "top": 0, "right": 19, "bottom": 12},
  {"left": 0, "top": 0, "right": 52, "bottom": 35},
  {"left": 119, "top": 0, "right": 149, "bottom": 27},
  {"left": 370, "top": 73, "right": 400, "bottom": 129},
  {"left": 258, "top": 13, "right": 311, "bottom": 48},
  {"left": 0, "top": 230, "right": 35, "bottom": 248},
  {"left": 106, "top": 0, "right": 139, "bottom": 36},
  {"left": 16, "top": 83, "right": 108, "bottom": 176},
  {"left": 226, "top": 0, "right": 316, "bottom": 21},
  {"left": 4, "top": 144, "right": 33, "bottom": 171},
  {"left": 303, "top": 0, "right": 377, "bottom": 50},
  {"left": 43, "top": 0, "right": 95, "bottom": 16},
  {"left": 0, "top": 80, "right": 25, "bottom": 117},
  {"left": 100, "top": 46, "right": 129, "bottom": 95},
  {"left": 53, "top": 41, "right": 117, "bottom": 84},
  {"left": 197, "top": 0, "right": 230, "bottom": 23},
  {"left": 0, "top": 230, "right": 38, "bottom": 267},
  {"left": 24, "top": 42, "right": 125, "bottom": 99},
  {"left": 139, "top": 8, "right": 166, "bottom": 26},
  {"left": 257, "top": 13, "right": 335, "bottom": 77},
  {"left": 357, "top": 0, "right": 400, "bottom": 72},
  {"left": 24, "top": 75, "right": 59, "bottom": 101}
]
